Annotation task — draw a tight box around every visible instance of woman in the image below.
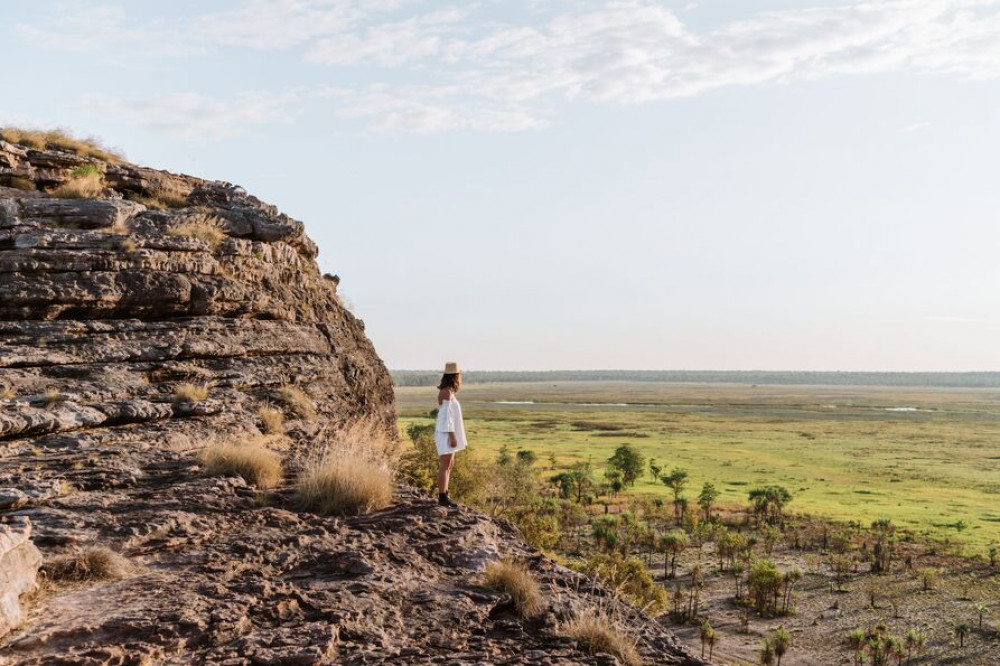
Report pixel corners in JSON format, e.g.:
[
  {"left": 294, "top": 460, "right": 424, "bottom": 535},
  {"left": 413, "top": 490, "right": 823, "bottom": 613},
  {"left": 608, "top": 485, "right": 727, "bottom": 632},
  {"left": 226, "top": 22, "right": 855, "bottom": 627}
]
[{"left": 434, "top": 361, "right": 467, "bottom": 507}]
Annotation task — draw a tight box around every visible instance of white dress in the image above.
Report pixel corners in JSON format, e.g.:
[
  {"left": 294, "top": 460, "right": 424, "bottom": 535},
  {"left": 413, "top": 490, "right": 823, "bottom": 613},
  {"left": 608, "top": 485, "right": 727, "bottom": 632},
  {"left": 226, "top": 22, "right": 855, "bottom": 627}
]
[{"left": 434, "top": 393, "right": 467, "bottom": 456}]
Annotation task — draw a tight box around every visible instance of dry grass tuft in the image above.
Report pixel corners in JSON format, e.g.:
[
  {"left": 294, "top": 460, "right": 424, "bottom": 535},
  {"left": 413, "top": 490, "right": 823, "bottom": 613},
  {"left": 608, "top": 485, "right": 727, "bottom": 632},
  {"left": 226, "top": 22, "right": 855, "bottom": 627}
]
[
  {"left": 42, "top": 547, "right": 133, "bottom": 582},
  {"left": 257, "top": 406, "right": 285, "bottom": 434},
  {"left": 1, "top": 387, "right": 15, "bottom": 400},
  {"left": 167, "top": 216, "right": 226, "bottom": 247},
  {"left": 275, "top": 386, "right": 317, "bottom": 421},
  {"left": 560, "top": 609, "right": 642, "bottom": 666},
  {"left": 157, "top": 191, "right": 190, "bottom": 209},
  {"left": 51, "top": 172, "right": 104, "bottom": 199},
  {"left": 199, "top": 437, "right": 283, "bottom": 489},
  {"left": 173, "top": 383, "right": 209, "bottom": 404},
  {"left": 0, "top": 127, "right": 123, "bottom": 162},
  {"left": 484, "top": 559, "right": 545, "bottom": 618},
  {"left": 295, "top": 451, "right": 393, "bottom": 516},
  {"left": 329, "top": 417, "right": 401, "bottom": 462},
  {"left": 43, "top": 389, "right": 66, "bottom": 408},
  {"left": 124, "top": 192, "right": 166, "bottom": 210},
  {"left": 0, "top": 175, "right": 35, "bottom": 191}
]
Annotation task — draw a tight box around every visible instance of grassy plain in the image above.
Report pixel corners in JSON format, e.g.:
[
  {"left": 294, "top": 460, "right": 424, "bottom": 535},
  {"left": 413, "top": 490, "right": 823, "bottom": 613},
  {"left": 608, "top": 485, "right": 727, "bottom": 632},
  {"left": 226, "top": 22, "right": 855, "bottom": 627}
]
[{"left": 397, "top": 381, "right": 1000, "bottom": 552}]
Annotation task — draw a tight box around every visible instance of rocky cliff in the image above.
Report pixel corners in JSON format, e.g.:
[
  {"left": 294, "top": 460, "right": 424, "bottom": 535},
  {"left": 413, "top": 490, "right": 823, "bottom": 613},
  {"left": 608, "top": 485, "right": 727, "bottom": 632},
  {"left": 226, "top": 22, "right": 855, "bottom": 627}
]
[{"left": 0, "top": 135, "right": 703, "bottom": 665}]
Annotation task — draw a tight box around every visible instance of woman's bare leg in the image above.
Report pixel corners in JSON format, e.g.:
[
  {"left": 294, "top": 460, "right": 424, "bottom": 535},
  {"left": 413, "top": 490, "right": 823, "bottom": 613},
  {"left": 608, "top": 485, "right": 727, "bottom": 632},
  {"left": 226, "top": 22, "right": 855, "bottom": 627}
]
[{"left": 437, "top": 454, "right": 454, "bottom": 494}]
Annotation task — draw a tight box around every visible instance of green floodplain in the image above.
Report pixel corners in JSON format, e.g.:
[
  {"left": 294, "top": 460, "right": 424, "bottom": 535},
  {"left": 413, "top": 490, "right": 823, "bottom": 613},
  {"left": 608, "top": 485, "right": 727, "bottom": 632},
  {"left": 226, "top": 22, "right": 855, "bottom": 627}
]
[{"left": 396, "top": 381, "right": 1000, "bottom": 552}]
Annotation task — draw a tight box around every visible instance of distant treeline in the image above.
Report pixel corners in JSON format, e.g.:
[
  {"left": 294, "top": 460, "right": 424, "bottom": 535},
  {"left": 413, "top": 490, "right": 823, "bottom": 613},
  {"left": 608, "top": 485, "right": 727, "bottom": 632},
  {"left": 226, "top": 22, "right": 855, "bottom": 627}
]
[{"left": 392, "top": 370, "right": 1000, "bottom": 388}]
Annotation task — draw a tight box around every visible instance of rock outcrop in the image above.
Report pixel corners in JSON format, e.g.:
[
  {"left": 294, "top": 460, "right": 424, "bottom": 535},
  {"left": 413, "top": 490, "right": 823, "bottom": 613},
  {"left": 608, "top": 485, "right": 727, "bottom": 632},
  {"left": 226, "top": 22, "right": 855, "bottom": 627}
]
[{"left": 0, "top": 137, "right": 703, "bottom": 664}]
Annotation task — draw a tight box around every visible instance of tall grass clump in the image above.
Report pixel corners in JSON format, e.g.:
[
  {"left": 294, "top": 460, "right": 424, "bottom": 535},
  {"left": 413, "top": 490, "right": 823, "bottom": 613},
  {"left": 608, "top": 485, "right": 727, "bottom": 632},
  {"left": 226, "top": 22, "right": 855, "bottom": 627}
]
[
  {"left": 173, "top": 383, "right": 209, "bottom": 404},
  {"left": 0, "top": 127, "right": 123, "bottom": 162},
  {"left": 484, "top": 559, "right": 545, "bottom": 618},
  {"left": 51, "top": 164, "right": 105, "bottom": 199},
  {"left": 560, "top": 609, "right": 642, "bottom": 666},
  {"left": 198, "top": 437, "right": 283, "bottom": 489},
  {"left": 296, "top": 450, "right": 393, "bottom": 516},
  {"left": 0, "top": 175, "right": 35, "bottom": 191},
  {"left": 257, "top": 406, "right": 284, "bottom": 434},
  {"left": 275, "top": 386, "right": 317, "bottom": 421},
  {"left": 42, "top": 547, "right": 132, "bottom": 582},
  {"left": 167, "top": 215, "right": 226, "bottom": 248}
]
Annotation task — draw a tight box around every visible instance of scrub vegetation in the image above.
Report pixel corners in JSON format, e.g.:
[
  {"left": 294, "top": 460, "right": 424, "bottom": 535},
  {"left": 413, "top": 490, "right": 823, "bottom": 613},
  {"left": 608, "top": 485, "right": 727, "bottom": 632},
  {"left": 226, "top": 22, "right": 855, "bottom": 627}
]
[{"left": 396, "top": 381, "right": 1000, "bottom": 664}]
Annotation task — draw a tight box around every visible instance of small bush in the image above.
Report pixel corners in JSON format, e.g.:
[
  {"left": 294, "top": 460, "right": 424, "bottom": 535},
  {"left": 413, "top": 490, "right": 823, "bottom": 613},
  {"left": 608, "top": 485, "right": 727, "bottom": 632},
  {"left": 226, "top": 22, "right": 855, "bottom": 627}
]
[
  {"left": 484, "top": 559, "right": 544, "bottom": 618},
  {"left": 257, "top": 406, "right": 284, "bottom": 434},
  {"left": 173, "top": 383, "right": 209, "bottom": 404},
  {"left": 167, "top": 217, "right": 226, "bottom": 247},
  {"left": 199, "top": 437, "right": 283, "bottom": 489},
  {"left": 275, "top": 386, "right": 317, "bottom": 421},
  {"left": 42, "top": 547, "right": 132, "bottom": 582},
  {"left": 296, "top": 451, "right": 393, "bottom": 516},
  {"left": 571, "top": 553, "right": 668, "bottom": 613},
  {"left": 50, "top": 172, "right": 104, "bottom": 199},
  {"left": 70, "top": 164, "right": 103, "bottom": 178},
  {"left": 0, "top": 127, "right": 123, "bottom": 162},
  {"left": 561, "top": 609, "right": 641, "bottom": 666}
]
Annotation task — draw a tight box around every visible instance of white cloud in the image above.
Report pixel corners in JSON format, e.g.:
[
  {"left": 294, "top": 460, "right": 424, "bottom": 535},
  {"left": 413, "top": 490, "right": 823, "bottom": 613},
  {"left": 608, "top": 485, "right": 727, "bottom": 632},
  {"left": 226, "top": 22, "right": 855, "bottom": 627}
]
[
  {"left": 77, "top": 92, "right": 297, "bottom": 140},
  {"left": 24, "top": 0, "right": 1000, "bottom": 134}
]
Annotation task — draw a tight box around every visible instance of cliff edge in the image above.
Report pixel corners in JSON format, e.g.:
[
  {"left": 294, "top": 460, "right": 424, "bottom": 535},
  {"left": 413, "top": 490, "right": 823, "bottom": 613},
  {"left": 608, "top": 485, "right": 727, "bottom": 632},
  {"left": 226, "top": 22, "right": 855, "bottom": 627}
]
[{"left": 0, "top": 133, "right": 703, "bottom": 665}]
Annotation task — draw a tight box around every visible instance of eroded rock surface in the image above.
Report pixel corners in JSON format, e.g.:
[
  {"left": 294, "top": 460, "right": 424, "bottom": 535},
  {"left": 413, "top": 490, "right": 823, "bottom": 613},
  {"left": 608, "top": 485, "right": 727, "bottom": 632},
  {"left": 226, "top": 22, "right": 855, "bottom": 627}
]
[{"left": 0, "top": 140, "right": 703, "bottom": 664}]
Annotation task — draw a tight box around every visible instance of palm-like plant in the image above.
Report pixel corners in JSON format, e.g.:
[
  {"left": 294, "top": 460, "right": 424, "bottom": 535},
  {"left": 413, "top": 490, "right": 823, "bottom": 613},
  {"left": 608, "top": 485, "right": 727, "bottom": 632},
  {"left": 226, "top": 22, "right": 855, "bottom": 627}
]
[
  {"left": 760, "top": 638, "right": 775, "bottom": 666},
  {"left": 699, "top": 620, "right": 713, "bottom": 659},
  {"left": 771, "top": 625, "right": 790, "bottom": 666},
  {"left": 954, "top": 621, "right": 970, "bottom": 647},
  {"left": 975, "top": 603, "right": 989, "bottom": 631}
]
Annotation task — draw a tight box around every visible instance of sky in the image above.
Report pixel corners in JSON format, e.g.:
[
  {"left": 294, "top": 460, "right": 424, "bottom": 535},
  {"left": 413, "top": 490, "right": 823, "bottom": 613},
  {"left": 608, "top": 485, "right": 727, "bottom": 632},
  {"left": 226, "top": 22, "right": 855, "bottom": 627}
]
[{"left": 2, "top": 0, "right": 999, "bottom": 371}]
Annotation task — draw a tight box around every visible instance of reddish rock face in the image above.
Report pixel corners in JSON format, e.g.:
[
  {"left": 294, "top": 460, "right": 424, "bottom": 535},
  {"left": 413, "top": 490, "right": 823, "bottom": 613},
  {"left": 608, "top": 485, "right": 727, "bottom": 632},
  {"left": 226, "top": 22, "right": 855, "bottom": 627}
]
[{"left": 0, "top": 139, "right": 703, "bottom": 665}]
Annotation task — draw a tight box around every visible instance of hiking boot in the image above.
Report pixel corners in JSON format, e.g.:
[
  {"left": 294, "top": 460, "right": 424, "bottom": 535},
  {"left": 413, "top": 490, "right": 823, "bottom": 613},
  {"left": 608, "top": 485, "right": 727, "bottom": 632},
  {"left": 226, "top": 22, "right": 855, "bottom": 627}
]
[{"left": 438, "top": 492, "right": 457, "bottom": 507}]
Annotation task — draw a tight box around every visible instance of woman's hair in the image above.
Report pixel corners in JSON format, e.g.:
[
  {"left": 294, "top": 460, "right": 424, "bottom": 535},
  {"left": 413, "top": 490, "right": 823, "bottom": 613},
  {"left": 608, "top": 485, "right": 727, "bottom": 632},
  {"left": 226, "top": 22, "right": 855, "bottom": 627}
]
[{"left": 437, "top": 373, "right": 461, "bottom": 392}]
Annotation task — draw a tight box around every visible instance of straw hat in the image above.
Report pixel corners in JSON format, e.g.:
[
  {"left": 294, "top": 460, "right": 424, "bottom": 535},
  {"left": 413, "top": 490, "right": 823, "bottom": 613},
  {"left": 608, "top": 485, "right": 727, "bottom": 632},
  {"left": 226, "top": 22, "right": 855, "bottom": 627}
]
[{"left": 443, "top": 361, "right": 460, "bottom": 374}]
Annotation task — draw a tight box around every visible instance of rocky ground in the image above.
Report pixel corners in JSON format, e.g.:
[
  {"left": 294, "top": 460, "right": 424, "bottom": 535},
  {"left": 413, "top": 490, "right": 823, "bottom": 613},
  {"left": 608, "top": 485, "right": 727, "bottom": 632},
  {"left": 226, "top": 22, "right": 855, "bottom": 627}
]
[{"left": 0, "top": 136, "right": 703, "bottom": 665}]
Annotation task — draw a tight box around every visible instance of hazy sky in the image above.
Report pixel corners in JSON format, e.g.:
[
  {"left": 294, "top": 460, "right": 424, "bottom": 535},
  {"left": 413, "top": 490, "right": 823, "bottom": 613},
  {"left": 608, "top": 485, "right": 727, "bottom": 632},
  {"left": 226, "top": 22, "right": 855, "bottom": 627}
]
[{"left": 2, "top": 1, "right": 999, "bottom": 371}]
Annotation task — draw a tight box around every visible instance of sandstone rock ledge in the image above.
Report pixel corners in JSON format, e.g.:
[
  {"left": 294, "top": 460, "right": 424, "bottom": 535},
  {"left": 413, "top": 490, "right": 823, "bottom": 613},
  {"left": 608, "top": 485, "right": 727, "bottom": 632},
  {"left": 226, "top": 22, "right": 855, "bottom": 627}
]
[
  {"left": 3, "top": 480, "right": 702, "bottom": 665},
  {"left": 0, "top": 138, "right": 704, "bottom": 664}
]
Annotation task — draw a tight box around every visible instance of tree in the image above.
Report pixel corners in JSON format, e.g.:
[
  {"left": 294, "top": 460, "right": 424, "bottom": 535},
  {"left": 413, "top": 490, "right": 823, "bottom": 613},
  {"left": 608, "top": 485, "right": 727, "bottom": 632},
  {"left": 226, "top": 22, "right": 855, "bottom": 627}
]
[
  {"left": 760, "top": 639, "right": 775, "bottom": 666},
  {"left": 516, "top": 449, "right": 538, "bottom": 467},
  {"left": 607, "top": 444, "right": 644, "bottom": 487},
  {"left": 567, "top": 461, "right": 594, "bottom": 503},
  {"left": 660, "top": 530, "right": 689, "bottom": 579},
  {"left": 975, "top": 603, "right": 990, "bottom": 631},
  {"left": 748, "top": 485, "right": 793, "bottom": 526},
  {"left": 771, "top": 626, "right": 790, "bottom": 666},
  {"left": 870, "top": 518, "right": 897, "bottom": 574},
  {"left": 845, "top": 628, "right": 866, "bottom": 666},
  {"left": 698, "top": 620, "right": 712, "bottom": 659},
  {"left": 748, "top": 559, "right": 782, "bottom": 615},
  {"left": 781, "top": 567, "right": 802, "bottom": 614},
  {"left": 904, "top": 629, "right": 926, "bottom": 662},
  {"left": 649, "top": 458, "right": 662, "bottom": 483},
  {"left": 698, "top": 482, "right": 719, "bottom": 521},
  {"left": 660, "top": 468, "right": 689, "bottom": 521},
  {"left": 699, "top": 620, "right": 717, "bottom": 660},
  {"left": 954, "top": 622, "right": 970, "bottom": 647}
]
